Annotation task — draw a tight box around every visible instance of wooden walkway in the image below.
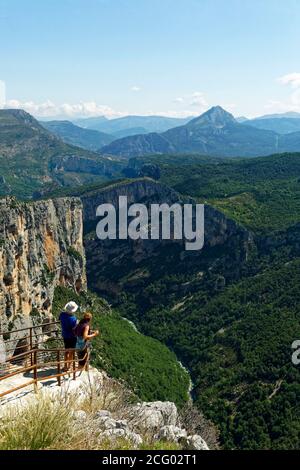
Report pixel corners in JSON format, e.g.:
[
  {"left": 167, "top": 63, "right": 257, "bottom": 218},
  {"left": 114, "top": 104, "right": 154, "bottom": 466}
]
[{"left": 0, "top": 321, "right": 88, "bottom": 400}]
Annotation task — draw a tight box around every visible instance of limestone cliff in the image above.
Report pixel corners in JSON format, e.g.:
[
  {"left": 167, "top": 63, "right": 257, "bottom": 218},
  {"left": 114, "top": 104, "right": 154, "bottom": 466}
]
[
  {"left": 81, "top": 178, "right": 253, "bottom": 250},
  {"left": 80, "top": 178, "right": 254, "bottom": 302},
  {"left": 81, "top": 178, "right": 181, "bottom": 222},
  {"left": 0, "top": 196, "right": 86, "bottom": 332}
]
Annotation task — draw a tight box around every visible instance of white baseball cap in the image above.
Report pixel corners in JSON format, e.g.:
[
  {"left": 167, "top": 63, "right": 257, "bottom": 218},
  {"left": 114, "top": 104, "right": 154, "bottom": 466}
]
[{"left": 64, "top": 301, "right": 79, "bottom": 314}]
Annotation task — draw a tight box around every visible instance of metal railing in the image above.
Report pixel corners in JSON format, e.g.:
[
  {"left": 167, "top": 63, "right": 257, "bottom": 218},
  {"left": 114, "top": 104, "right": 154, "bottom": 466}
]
[
  {"left": 0, "top": 321, "right": 89, "bottom": 399},
  {"left": 0, "top": 321, "right": 61, "bottom": 361}
]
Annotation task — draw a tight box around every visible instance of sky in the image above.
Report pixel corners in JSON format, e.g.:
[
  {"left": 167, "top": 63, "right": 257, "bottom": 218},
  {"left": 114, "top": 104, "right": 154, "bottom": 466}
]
[{"left": 1, "top": 0, "right": 300, "bottom": 119}]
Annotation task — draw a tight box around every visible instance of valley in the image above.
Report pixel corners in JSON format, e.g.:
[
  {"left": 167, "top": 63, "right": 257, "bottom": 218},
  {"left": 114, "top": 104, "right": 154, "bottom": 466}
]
[
  {"left": 73, "top": 156, "right": 300, "bottom": 449},
  {"left": 1, "top": 107, "right": 300, "bottom": 450},
  {"left": 2, "top": 0, "right": 300, "bottom": 454}
]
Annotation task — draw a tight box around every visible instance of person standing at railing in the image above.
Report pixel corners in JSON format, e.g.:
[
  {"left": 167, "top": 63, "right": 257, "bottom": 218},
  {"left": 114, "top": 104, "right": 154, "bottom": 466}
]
[
  {"left": 59, "top": 301, "right": 79, "bottom": 372},
  {"left": 74, "top": 312, "right": 99, "bottom": 370}
]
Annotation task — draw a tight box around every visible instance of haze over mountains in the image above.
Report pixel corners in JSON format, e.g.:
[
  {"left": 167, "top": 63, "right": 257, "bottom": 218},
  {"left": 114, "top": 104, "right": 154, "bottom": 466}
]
[
  {"left": 101, "top": 106, "right": 300, "bottom": 158},
  {"left": 37, "top": 107, "right": 300, "bottom": 158},
  {"left": 42, "top": 120, "right": 114, "bottom": 151},
  {"left": 3, "top": 105, "right": 300, "bottom": 200},
  {"left": 40, "top": 115, "right": 194, "bottom": 151},
  {"left": 244, "top": 116, "right": 300, "bottom": 134},
  {"left": 74, "top": 114, "right": 192, "bottom": 135}
]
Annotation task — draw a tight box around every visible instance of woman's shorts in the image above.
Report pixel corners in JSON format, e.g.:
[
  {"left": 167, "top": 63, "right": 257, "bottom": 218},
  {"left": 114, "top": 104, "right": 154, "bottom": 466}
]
[{"left": 63, "top": 337, "right": 77, "bottom": 349}]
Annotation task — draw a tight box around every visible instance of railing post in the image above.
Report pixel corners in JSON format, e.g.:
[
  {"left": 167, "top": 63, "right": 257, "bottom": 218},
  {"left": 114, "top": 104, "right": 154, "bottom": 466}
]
[
  {"left": 57, "top": 350, "right": 61, "bottom": 386},
  {"left": 73, "top": 350, "right": 76, "bottom": 381},
  {"left": 29, "top": 327, "right": 33, "bottom": 367},
  {"left": 29, "top": 327, "right": 33, "bottom": 351},
  {"left": 33, "top": 350, "right": 38, "bottom": 394}
]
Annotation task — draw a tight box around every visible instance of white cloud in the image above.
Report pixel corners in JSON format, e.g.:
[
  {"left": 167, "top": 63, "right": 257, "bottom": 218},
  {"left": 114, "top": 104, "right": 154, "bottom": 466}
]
[
  {"left": 174, "top": 97, "right": 184, "bottom": 103},
  {"left": 278, "top": 73, "right": 300, "bottom": 89},
  {"left": 131, "top": 86, "right": 141, "bottom": 92},
  {"left": 4, "top": 99, "right": 125, "bottom": 118},
  {"left": 3, "top": 95, "right": 208, "bottom": 120},
  {"left": 264, "top": 93, "right": 300, "bottom": 113},
  {"left": 190, "top": 92, "right": 208, "bottom": 109},
  {"left": 144, "top": 109, "right": 197, "bottom": 118},
  {"left": 173, "top": 91, "right": 209, "bottom": 114},
  {"left": 3, "top": 97, "right": 198, "bottom": 119},
  {"left": 265, "top": 73, "right": 300, "bottom": 113}
]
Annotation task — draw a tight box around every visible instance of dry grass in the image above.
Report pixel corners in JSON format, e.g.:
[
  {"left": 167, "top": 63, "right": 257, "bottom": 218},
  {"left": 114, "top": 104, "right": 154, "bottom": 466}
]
[
  {"left": 0, "top": 393, "right": 134, "bottom": 450},
  {"left": 0, "top": 374, "right": 180, "bottom": 450},
  {"left": 0, "top": 393, "right": 74, "bottom": 450},
  {"left": 78, "top": 372, "right": 136, "bottom": 415}
]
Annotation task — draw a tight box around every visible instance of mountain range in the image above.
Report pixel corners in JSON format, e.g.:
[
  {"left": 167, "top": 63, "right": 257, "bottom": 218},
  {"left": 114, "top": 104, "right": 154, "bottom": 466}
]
[
  {"left": 0, "top": 109, "right": 121, "bottom": 199},
  {"left": 74, "top": 114, "right": 192, "bottom": 135},
  {"left": 39, "top": 108, "right": 300, "bottom": 156},
  {"left": 3, "top": 106, "right": 300, "bottom": 199},
  {"left": 41, "top": 120, "right": 114, "bottom": 151},
  {"left": 101, "top": 106, "right": 300, "bottom": 158},
  {"left": 253, "top": 111, "right": 300, "bottom": 119},
  {"left": 2, "top": 103, "right": 300, "bottom": 450},
  {"left": 243, "top": 117, "right": 300, "bottom": 134}
]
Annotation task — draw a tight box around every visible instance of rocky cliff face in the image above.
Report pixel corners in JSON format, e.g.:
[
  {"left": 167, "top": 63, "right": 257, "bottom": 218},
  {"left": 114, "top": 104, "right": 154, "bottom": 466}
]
[
  {"left": 81, "top": 178, "right": 181, "bottom": 221},
  {"left": 0, "top": 196, "right": 86, "bottom": 332},
  {"left": 81, "top": 178, "right": 254, "bottom": 303}
]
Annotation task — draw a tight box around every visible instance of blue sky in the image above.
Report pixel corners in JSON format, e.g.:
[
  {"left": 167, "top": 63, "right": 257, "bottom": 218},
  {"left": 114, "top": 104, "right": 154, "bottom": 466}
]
[{"left": 1, "top": 0, "right": 300, "bottom": 119}]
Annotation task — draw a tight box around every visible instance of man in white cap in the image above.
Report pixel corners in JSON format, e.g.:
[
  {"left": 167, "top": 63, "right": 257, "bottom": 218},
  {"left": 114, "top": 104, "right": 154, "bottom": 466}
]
[{"left": 59, "top": 301, "right": 79, "bottom": 371}]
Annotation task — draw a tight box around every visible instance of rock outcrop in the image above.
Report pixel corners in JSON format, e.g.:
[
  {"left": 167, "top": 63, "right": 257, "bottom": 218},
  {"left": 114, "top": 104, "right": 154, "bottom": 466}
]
[
  {"left": 80, "top": 178, "right": 254, "bottom": 302},
  {"left": 0, "top": 367, "right": 209, "bottom": 450},
  {"left": 51, "top": 155, "right": 114, "bottom": 177},
  {"left": 0, "top": 196, "right": 86, "bottom": 333},
  {"left": 81, "top": 178, "right": 181, "bottom": 222},
  {"left": 126, "top": 401, "right": 178, "bottom": 433}
]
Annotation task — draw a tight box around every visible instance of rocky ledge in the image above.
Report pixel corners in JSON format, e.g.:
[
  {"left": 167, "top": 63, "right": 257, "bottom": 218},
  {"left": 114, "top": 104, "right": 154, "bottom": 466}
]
[{"left": 0, "top": 367, "right": 209, "bottom": 450}]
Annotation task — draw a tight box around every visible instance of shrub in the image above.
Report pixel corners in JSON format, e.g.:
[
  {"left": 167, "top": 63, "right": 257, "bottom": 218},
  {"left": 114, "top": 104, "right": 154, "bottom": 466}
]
[{"left": 0, "top": 394, "right": 74, "bottom": 450}]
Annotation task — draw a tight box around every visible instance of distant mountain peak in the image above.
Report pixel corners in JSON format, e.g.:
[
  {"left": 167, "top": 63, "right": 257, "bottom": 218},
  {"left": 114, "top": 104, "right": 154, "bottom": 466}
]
[
  {"left": 189, "top": 106, "right": 236, "bottom": 128},
  {"left": 2, "top": 108, "right": 37, "bottom": 123},
  {"left": 0, "top": 108, "right": 49, "bottom": 133}
]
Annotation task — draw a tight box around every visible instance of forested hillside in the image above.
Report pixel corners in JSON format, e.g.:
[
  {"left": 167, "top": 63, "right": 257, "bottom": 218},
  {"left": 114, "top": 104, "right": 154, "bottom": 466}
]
[
  {"left": 52, "top": 286, "right": 190, "bottom": 407},
  {"left": 0, "top": 109, "right": 122, "bottom": 199},
  {"left": 82, "top": 154, "right": 300, "bottom": 449},
  {"left": 128, "top": 152, "right": 300, "bottom": 234},
  {"left": 121, "top": 260, "right": 300, "bottom": 449}
]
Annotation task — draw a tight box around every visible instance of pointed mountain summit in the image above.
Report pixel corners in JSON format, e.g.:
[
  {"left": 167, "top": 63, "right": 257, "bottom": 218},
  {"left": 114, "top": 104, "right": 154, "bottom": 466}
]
[
  {"left": 188, "top": 106, "right": 236, "bottom": 128},
  {"left": 102, "top": 106, "right": 285, "bottom": 158}
]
